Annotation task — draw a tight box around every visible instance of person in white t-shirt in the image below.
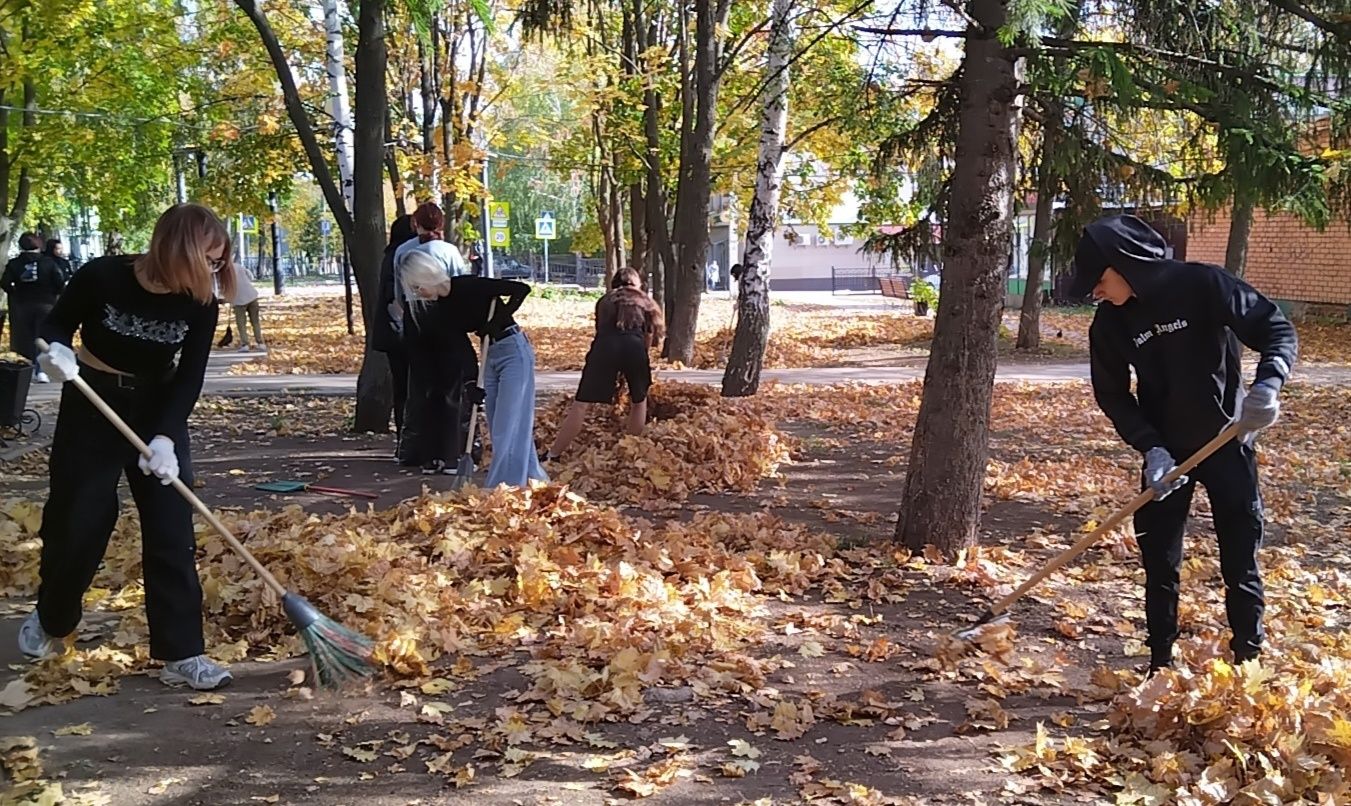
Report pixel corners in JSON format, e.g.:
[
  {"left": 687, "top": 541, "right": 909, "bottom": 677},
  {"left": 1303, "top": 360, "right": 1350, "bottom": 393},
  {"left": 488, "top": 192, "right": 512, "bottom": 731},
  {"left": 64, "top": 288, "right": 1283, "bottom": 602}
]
[{"left": 230, "top": 262, "right": 265, "bottom": 351}]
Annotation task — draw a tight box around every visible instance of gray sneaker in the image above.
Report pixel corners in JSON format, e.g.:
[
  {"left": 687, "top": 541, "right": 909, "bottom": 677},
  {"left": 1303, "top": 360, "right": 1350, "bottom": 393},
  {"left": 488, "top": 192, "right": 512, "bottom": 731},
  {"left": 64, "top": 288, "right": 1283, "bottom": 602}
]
[
  {"left": 160, "top": 655, "right": 233, "bottom": 690},
  {"left": 17, "top": 610, "right": 58, "bottom": 659}
]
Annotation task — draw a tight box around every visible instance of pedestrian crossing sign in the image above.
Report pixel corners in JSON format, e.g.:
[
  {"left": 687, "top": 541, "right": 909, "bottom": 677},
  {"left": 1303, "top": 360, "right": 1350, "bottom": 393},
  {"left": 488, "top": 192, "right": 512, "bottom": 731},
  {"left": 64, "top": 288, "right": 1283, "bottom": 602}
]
[{"left": 535, "top": 212, "right": 557, "bottom": 240}]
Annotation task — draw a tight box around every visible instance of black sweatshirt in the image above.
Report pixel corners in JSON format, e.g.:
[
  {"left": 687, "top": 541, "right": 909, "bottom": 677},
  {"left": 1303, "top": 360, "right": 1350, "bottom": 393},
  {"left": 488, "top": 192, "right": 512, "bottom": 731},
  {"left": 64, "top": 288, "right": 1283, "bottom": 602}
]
[
  {"left": 423, "top": 276, "right": 530, "bottom": 337},
  {"left": 40, "top": 255, "right": 219, "bottom": 435},
  {"left": 1085, "top": 216, "right": 1298, "bottom": 457},
  {"left": 1, "top": 250, "right": 65, "bottom": 306}
]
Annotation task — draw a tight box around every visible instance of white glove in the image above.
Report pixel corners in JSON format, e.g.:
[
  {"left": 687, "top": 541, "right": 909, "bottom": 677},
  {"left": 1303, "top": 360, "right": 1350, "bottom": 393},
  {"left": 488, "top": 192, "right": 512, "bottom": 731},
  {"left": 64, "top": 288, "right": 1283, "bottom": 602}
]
[
  {"left": 137, "top": 436, "right": 179, "bottom": 486},
  {"left": 38, "top": 342, "right": 79, "bottom": 383}
]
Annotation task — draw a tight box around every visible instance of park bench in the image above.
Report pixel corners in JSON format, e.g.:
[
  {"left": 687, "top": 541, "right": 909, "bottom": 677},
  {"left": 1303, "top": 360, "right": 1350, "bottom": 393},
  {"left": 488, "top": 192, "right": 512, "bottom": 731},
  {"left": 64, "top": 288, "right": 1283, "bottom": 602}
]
[{"left": 878, "top": 276, "right": 910, "bottom": 303}]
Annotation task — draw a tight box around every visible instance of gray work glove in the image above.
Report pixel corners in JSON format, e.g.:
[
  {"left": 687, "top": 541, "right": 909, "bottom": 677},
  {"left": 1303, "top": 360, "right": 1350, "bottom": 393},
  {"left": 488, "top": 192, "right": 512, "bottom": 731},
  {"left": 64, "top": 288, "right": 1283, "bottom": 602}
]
[
  {"left": 1144, "top": 447, "right": 1187, "bottom": 501},
  {"left": 1235, "top": 379, "right": 1281, "bottom": 444}
]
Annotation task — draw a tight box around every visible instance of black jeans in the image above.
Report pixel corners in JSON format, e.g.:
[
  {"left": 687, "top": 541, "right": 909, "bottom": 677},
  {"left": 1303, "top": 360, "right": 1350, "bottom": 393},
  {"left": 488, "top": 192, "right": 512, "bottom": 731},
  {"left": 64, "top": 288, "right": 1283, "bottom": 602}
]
[
  {"left": 405, "top": 337, "right": 477, "bottom": 464},
  {"left": 37, "top": 377, "right": 204, "bottom": 661},
  {"left": 386, "top": 347, "right": 409, "bottom": 439},
  {"left": 7, "top": 301, "right": 54, "bottom": 361},
  {"left": 1134, "top": 440, "right": 1265, "bottom": 663}
]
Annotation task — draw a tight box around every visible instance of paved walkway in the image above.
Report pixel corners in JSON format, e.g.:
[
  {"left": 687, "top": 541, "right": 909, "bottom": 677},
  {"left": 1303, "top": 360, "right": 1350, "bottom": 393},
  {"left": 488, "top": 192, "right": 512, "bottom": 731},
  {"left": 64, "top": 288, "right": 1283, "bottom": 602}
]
[{"left": 19, "top": 354, "right": 1351, "bottom": 407}]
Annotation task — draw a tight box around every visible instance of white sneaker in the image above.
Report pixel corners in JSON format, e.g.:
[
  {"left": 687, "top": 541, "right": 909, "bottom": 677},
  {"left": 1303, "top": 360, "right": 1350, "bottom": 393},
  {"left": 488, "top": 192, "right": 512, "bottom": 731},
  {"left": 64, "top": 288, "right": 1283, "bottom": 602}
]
[
  {"left": 34, "top": 371, "right": 50, "bottom": 383},
  {"left": 160, "top": 655, "right": 233, "bottom": 690},
  {"left": 17, "top": 610, "right": 58, "bottom": 659},
  {"left": 237, "top": 344, "right": 252, "bottom": 353}
]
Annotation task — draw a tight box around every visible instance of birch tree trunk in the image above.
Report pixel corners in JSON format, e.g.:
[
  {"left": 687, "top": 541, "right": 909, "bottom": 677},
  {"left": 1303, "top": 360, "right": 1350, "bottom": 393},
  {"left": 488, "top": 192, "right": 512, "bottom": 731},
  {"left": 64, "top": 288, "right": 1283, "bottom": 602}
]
[
  {"left": 322, "top": 0, "right": 356, "bottom": 212},
  {"left": 722, "top": 0, "right": 794, "bottom": 397}
]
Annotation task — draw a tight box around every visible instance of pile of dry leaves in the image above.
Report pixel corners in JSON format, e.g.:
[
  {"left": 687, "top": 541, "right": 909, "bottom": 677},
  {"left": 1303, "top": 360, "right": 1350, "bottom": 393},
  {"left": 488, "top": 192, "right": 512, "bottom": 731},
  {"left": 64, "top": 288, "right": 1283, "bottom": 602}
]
[
  {"left": 0, "top": 485, "right": 837, "bottom": 719},
  {"left": 535, "top": 381, "right": 791, "bottom": 508},
  {"left": 992, "top": 535, "right": 1351, "bottom": 804}
]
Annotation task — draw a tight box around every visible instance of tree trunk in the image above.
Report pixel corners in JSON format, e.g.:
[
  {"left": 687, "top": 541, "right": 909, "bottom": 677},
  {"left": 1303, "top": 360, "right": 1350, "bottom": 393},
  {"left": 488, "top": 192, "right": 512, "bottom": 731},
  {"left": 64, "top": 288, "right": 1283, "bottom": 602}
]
[
  {"left": 0, "top": 80, "right": 35, "bottom": 257},
  {"left": 629, "top": 183, "right": 647, "bottom": 272},
  {"left": 635, "top": 4, "right": 673, "bottom": 304},
  {"left": 666, "top": 0, "right": 731, "bottom": 364},
  {"left": 385, "top": 108, "right": 407, "bottom": 216},
  {"left": 1225, "top": 194, "right": 1254, "bottom": 278},
  {"left": 895, "top": 0, "right": 1019, "bottom": 554},
  {"left": 322, "top": 0, "right": 356, "bottom": 212},
  {"left": 419, "top": 28, "right": 439, "bottom": 193},
  {"left": 1016, "top": 126, "right": 1057, "bottom": 351},
  {"left": 722, "top": 0, "right": 793, "bottom": 397},
  {"left": 234, "top": 0, "right": 354, "bottom": 241},
  {"left": 352, "top": 0, "right": 393, "bottom": 433}
]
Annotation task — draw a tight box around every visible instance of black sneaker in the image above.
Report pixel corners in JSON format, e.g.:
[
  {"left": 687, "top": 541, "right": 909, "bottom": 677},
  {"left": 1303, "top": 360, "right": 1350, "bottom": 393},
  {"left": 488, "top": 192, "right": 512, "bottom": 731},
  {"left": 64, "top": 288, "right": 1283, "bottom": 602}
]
[{"left": 421, "top": 459, "right": 447, "bottom": 475}]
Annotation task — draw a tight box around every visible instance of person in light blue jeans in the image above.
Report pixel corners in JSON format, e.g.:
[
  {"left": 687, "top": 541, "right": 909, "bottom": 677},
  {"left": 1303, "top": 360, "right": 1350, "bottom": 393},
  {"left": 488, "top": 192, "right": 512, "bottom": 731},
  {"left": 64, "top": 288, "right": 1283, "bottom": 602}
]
[
  {"left": 483, "top": 327, "right": 547, "bottom": 487},
  {"left": 400, "top": 252, "right": 547, "bottom": 487}
]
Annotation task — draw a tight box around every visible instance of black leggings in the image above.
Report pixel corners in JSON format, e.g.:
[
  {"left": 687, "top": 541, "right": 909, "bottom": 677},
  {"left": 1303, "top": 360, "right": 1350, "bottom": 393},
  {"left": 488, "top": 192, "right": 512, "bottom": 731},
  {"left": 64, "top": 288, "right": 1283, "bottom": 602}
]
[
  {"left": 37, "top": 379, "right": 204, "bottom": 661},
  {"left": 1134, "top": 440, "right": 1265, "bottom": 662}
]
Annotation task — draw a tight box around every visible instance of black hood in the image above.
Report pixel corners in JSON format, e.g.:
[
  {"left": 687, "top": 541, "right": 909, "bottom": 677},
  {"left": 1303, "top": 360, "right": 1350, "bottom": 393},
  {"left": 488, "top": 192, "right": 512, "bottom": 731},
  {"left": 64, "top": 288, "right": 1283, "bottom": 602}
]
[
  {"left": 386, "top": 214, "right": 415, "bottom": 251},
  {"left": 1070, "top": 214, "right": 1170, "bottom": 299}
]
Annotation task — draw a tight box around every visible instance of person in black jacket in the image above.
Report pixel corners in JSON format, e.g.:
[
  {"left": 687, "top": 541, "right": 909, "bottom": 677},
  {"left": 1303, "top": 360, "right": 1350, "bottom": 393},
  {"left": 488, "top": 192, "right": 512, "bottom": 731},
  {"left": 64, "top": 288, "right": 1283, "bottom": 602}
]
[
  {"left": 2, "top": 232, "right": 66, "bottom": 377},
  {"left": 43, "top": 238, "right": 74, "bottom": 281},
  {"left": 1073, "top": 214, "right": 1298, "bottom": 672},
  {"left": 373, "top": 215, "right": 415, "bottom": 461},
  {"left": 401, "top": 253, "right": 546, "bottom": 485}
]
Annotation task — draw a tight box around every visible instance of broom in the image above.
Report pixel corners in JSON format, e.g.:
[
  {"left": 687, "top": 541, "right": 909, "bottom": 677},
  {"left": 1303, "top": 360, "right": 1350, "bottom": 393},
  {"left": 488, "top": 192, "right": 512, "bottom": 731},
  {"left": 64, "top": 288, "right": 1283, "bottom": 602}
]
[
  {"left": 36, "top": 340, "right": 376, "bottom": 688},
  {"left": 451, "top": 300, "right": 495, "bottom": 488}
]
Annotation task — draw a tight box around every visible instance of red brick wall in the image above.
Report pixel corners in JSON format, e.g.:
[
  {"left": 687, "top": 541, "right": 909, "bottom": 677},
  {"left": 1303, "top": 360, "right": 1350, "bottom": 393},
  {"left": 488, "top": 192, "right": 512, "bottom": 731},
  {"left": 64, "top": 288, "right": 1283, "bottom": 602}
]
[{"left": 1187, "top": 208, "right": 1351, "bottom": 306}]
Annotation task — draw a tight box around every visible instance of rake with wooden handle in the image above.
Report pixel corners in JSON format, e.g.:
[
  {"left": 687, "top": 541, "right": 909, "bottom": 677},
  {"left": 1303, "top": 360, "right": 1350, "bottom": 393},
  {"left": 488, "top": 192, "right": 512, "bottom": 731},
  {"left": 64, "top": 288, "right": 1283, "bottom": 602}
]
[
  {"left": 953, "top": 421, "right": 1243, "bottom": 641},
  {"left": 36, "top": 339, "right": 375, "bottom": 687}
]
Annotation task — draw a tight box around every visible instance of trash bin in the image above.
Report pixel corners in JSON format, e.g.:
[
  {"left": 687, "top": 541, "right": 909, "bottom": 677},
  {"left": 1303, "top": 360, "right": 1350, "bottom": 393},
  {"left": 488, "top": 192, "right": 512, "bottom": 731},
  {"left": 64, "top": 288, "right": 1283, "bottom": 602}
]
[{"left": 0, "top": 358, "right": 34, "bottom": 429}]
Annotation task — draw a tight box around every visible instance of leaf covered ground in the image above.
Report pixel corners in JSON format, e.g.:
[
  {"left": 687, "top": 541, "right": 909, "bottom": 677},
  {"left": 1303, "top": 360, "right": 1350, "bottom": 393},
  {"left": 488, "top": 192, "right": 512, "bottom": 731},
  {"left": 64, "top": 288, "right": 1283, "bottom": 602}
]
[
  {"left": 2, "top": 376, "right": 1349, "bottom": 804},
  {"left": 223, "top": 294, "right": 1351, "bottom": 378},
  {"left": 221, "top": 294, "right": 1105, "bottom": 377}
]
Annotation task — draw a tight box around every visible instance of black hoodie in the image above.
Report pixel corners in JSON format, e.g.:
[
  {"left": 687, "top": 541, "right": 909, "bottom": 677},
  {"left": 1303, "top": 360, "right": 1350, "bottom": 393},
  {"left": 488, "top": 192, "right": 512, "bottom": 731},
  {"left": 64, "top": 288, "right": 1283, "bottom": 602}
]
[
  {"left": 1082, "top": 215, "right": 1298, "bottom": 457},
  {"left": 1, "top": 249, "right": 65, "bottom": 306}
]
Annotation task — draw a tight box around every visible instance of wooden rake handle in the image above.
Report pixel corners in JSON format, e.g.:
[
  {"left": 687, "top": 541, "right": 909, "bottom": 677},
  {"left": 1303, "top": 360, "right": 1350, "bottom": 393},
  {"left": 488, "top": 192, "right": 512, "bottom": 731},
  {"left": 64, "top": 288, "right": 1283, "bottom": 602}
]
[
  {"left": 37, "top": 339, "right": 290, "bottom": 599},
  {"left": 985, "top": 421, "right": 1243, "bottom": 619}
]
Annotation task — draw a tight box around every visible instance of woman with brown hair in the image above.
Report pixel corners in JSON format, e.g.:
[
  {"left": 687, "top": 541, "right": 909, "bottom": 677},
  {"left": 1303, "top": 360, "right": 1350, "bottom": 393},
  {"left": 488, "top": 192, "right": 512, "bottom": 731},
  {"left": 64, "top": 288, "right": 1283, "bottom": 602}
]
[
  {"left": 543, "top": 267, "right": 663, "bottom": 461},
  {"left": 23, "top": 204, "right": 237, "bottom": 691}
]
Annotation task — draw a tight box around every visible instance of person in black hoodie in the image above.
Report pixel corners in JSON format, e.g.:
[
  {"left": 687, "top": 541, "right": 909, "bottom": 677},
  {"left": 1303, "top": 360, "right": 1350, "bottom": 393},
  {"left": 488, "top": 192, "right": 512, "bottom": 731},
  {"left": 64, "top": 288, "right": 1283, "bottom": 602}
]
[
  {"left": 2, "top": 232, "right": 66, "bottom": 376},
  {"left": 1072, "top": 214, "right": 1298, "bottom": 672},
  {"left": 373, "top": 215, "right": 415, "bottom": 461}
]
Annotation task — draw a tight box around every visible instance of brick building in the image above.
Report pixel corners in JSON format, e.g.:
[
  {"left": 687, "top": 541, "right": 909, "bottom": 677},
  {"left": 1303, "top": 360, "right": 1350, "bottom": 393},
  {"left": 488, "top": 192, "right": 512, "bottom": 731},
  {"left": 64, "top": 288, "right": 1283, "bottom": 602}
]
[{"left": 1186, "top": 119, "right": 1351, "bottom": 317}]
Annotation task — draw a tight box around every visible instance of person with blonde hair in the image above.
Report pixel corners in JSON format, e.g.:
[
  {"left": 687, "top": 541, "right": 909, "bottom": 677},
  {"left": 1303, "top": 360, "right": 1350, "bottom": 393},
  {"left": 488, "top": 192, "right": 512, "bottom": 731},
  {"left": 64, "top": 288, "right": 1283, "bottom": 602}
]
[
  {"left": 23, "top": 203, "right": 238, "bottom": 691},
  {"left": 400, "top": 249, "right": 546, "bottom": 487},
  {"left": 544, "top": 267, "right": 663, "bottom": 461}
]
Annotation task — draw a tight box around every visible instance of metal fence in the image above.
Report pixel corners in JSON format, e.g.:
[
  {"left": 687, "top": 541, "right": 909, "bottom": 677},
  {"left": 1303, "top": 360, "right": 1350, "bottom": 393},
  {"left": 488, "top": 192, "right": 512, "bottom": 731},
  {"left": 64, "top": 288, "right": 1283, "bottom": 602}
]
[
  {"left": 524, "top": 255, "right": 606, "bottom": 288},
  {"left": 830, "top": 265, "right": 903, "bottom": 294}
]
